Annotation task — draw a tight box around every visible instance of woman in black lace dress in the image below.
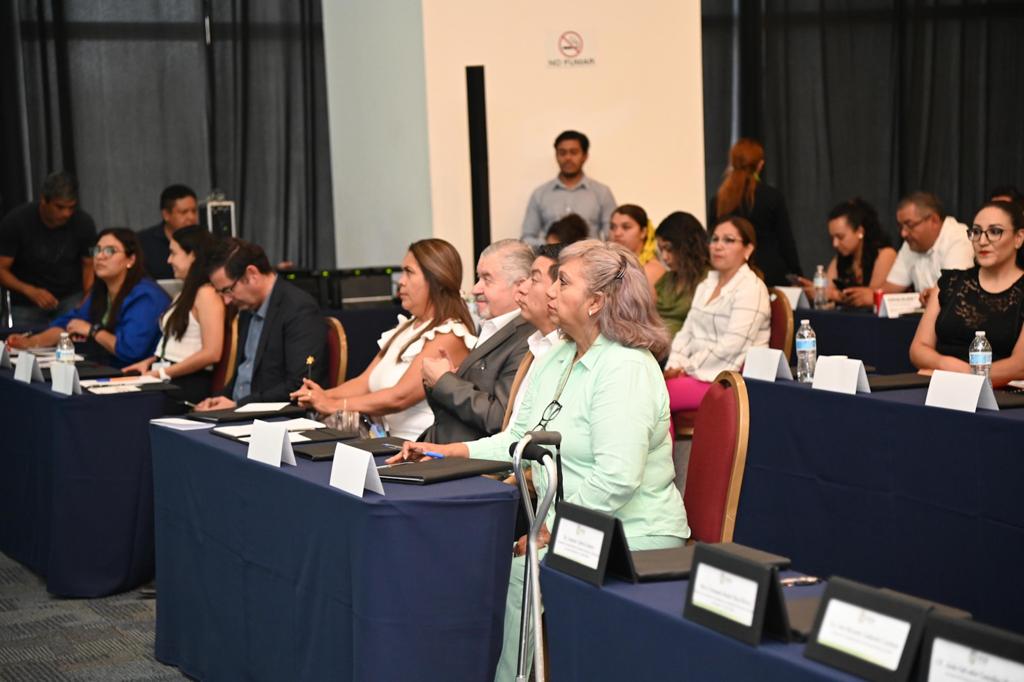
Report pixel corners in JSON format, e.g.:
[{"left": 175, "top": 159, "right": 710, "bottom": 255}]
[{"left": 911, "top": 201, "right": 1024, "bottom": 385}]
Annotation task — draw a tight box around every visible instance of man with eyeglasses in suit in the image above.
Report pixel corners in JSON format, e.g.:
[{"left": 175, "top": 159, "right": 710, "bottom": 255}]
[{"left": 0, "top": 171, "right": 97, "bottom": 327}]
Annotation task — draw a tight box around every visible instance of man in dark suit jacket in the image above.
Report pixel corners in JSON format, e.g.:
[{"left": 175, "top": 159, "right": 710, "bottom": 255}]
[
  {"left": 420, "top": 239, "right": 536, "bottom": 443},
  {"left": 195, "top": 238, "right": 326, "bottom": 409}
]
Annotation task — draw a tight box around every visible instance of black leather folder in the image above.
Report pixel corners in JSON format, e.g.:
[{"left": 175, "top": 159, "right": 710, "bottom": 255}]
[
  {"left": 376, "top": 458, "right": 512, "bottom": 484},
  {"left": 866, "top": 372, "right": 931, "bottom": 391},
  {"left": 188, "top": 404, "right": 307, "bottom": 423}
]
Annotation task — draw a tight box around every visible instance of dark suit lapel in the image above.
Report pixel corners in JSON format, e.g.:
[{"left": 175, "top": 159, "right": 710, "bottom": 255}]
[
  {"left": 457, "top": 315, "right": 528, "bottom": 377},
  {"left": 251, "top": 279, "right": 284, "bottom": 377}
]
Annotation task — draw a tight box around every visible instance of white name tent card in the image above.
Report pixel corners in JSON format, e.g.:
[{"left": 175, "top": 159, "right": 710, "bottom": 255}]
[
  {"left": 925, "top": 370, "right": 998, "bottom": 413},
  {"left": 329, "top": 443, "right": 384, "bottom": 498},
  {"left": 811, "top": 356, "right": 871, "bottom": 395},
  {"left": 50, "top": 363, "right": 81, "bottom": 395},
  {"left": 775, "top": 286, "right": 810, "bottom": 311},
  {"left": 13, "top": 352, "right": 43, "bottom": 383},
  {"left": 0, "top": 341, "right": 11, "bottom": 368},
  {"left": 245, "top": 419, "right": 297, "bottom": 467},
  {"left": 743, "top": 347, "right": 793, "bottom": 382},
  {"left": 879, "top": 293, "right": 923, "bottom": 318}
]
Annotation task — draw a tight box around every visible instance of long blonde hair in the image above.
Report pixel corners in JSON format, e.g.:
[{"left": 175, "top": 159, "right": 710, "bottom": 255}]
[{"left": 560, "top": 240, "right": 670, "bottom": 359}]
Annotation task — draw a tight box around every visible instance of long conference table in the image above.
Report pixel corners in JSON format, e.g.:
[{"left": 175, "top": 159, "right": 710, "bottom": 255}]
[
  {"left": 795, "top": 308, "right": 920, "bottom": 374},
  {"left": 151, "top": 425, "right": 519, "bottom": 681},
  {"left": 541, "top": 566, "right": 857, "bottom": 681},
  {"left": 733, "top": 378, "right": 1024, "bottom": 633},
  {"left": 0, "top": 369, "right": 165, "bottom": 596}
]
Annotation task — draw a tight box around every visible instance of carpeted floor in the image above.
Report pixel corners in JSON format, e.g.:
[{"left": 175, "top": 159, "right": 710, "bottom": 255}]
[{"left": 0, "top": 552, "right": 187, "bottom": 681}]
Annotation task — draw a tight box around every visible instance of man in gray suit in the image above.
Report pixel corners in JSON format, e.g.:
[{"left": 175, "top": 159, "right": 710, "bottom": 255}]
[{"left": 419, "top": 239, "right": 535, "bottom": 443}]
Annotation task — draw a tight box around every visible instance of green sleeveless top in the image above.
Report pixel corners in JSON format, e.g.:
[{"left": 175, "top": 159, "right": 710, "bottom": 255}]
[{"left": 655, "top": 271, "right": 699, "bottom": 337}]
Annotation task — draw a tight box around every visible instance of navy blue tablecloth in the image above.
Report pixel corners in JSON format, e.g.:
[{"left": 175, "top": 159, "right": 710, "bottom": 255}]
[
  {"left": 152, "top": 426, "right": 519, "bottom": 681},
  {"left": 797, "top": 309, "right": 920, "bottom": 374},
  {"left": 541, "top": 566, "right": 857, "bottom": 681},
  {"left": 0, "top": 370, "right": 165, "bottom": 596},
  {"left": 735, "top": 379, "right": 1024, "bottom": 633},
  {"left": 325, "top": 305, "right": 405, "bottom": 378}
]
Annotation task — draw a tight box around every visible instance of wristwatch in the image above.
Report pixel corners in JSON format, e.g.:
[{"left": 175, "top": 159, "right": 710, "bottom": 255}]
[{"left": 88, "top": 323, "right": 103, "bottom": 340}]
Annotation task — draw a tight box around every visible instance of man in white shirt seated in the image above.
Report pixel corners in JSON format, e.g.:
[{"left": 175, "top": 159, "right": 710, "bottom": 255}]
[
  {"left": 419, "top": 239, "right": 535, "bottom": 443},
  {"left": 504, "top": 243, "right": 564, "bottom": 428},
  {"left": 884, "top": 191, "right": 974, "bottom": 303}
]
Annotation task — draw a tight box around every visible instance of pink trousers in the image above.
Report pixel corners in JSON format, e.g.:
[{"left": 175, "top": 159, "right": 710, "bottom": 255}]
[{"left": 665, "top": 375, "right": 712, "bottom": 412}]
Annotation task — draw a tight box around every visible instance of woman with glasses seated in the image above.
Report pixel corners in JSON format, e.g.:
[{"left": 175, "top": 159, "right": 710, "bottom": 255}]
[
  {"left": 391, "top": 240, "right": 689, "bottom": 681},
  {"left": 663, "top": 216, "right": 771, "bottom": 412},
  {"left": 121, "top": 225, "right": 224, "bottom": 402},
  {"left": 911, "top": 201, "right": 1024, "bottom": 385},
  {"left": 6, "top": 228, "right": 169, "bottom": 367},
  {"left": 292, "top": 238, "right": 475, "bottom": 440}
]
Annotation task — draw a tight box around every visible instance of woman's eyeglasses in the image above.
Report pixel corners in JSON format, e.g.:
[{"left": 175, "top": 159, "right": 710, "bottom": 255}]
[
  {"left": 533, "top": 400, "right": 562, "bottom": 432},
  {"left": 966, "top": 226, "right": 1006, "bottom": 243},
  {"left": 709, "top": 235, "right": 741, "bottom": 246},
  {"left": 89, "top": 245, "right": 123, "bottom": 257}
]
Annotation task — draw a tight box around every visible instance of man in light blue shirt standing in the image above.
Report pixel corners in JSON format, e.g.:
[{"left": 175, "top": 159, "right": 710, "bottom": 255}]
[{"left": 520, "top": 130, "right": 616, "bottom": 246}]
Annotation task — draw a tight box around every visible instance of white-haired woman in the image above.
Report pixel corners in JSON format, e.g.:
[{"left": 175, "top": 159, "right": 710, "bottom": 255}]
[{"left": 394, "top": 240, "right": 690, "bottom": 680}]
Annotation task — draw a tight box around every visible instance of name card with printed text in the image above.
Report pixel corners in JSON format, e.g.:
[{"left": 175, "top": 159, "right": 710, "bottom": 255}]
[
  {"left": 0, "top": 341, "right": 10, "bottom": 368},
  {"left": 925, "top": 370, "right": 998, "bottom": 413},
  {"left": 811, "top": 356, "right": 871, "bottom": 395},
  {"left": 804, "top": 577, "right": 930, "bottom": 682},
  {"left": 13, "top": 353, "right": 43, "bottom": 383},
  {"left": 775, "top": 286, "right": 811, "bottom": 310},
  {"left": 245, "top": 420, "right": 297, "bottom": 467},
  {"left": 743, "top": 347, "right": 793, "bottom": 382},
  {"left": 546, "top": 502, "right": 632, "bottom": 587},
  {"left": 329, "top": 442, "right": 384, "bottom": 497},
  {"left": 920, "top": 614, "right": 1024, "bottom": 682},
  {"left": 50, "top": 363, "right": 81, "bottom": 395},
  {"left": 880, "top": 293, "right": 923, "bottom": 318}
]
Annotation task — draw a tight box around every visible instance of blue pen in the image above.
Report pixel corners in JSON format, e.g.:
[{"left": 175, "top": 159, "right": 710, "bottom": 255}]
[{"left": 422, "top": 451, "right": 445, "bottom": 460}]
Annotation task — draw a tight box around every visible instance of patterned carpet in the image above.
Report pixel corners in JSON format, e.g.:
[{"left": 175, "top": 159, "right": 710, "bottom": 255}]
[{"left": 0, "top": 553, "right": 187, "bottom": 681}]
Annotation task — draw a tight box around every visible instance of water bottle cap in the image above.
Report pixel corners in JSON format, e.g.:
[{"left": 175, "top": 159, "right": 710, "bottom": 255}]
[
  {"left": 976, "top": 331, "right": 986, "bottom": 337},
  {"left": 800, "top": 319, "right": 809, "bottom": 325}
]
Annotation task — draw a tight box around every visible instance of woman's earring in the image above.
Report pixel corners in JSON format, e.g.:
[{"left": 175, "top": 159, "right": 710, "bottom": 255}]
[{"left": 588, "top": 309, "right": 596, "bottom": 317}]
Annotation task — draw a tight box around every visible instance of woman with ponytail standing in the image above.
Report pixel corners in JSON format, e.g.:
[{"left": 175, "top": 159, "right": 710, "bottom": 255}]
[{"left": 708, "top": 138, "right": 802, "bottom": 286}]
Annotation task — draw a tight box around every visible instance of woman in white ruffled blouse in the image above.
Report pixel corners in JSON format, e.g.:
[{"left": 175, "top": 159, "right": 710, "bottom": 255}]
[{"left": 293, "top": 239, "right": 475, "bottom": 439}]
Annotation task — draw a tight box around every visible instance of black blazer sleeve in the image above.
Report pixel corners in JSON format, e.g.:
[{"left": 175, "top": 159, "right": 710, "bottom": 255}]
[{"left": 769, "top": 187, "right": 803, "bottom": 276}]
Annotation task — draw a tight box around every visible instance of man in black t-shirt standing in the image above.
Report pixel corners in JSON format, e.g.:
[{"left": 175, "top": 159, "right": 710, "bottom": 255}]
[
  {"left": 136, "top": 184, "right": 199, "bottom": 280},
  {"left": 0, "top": 171, "right": 97, "bottom": 328}
]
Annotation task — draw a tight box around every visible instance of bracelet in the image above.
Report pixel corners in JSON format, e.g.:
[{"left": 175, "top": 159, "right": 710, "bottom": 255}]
[
  {"left": 88, "top": 323, "right": 102, "bottom": 341},
  {"left": 158, "top": 366, "right": 170, "bottom": 382}
]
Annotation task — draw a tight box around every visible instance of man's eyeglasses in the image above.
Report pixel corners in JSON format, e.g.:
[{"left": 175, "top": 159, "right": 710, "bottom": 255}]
[
  {"left": 966, "top": 226, "right": 1007, "bottom": 243},
  {"left": 533, "top": 400, "right": 562, "bottom": 432},
  {"left": 215, "top": 276, "right": 243, "bottom": 296},
  {"left": 898, "top": 215, "right": 931, "bottom": 232},
  {"left": 89, "top": 245, "right": 123, "bottom": 257}
]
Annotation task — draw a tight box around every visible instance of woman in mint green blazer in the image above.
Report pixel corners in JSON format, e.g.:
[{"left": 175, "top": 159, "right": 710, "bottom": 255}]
[{"left": 396, "top": 239, "right": 690, "bottom": 681}]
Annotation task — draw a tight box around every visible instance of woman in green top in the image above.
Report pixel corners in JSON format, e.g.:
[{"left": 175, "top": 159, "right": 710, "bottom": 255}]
[
  {"left": 653, "top": 211, "right": 711, "bottom": 336},
  {"left": 395, "top": 240, "right": 689, "bottom": 681}
]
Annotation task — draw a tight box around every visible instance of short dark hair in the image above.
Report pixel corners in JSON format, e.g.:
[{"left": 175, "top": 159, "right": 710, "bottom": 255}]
[
  {"left": 207, "top": 237, "right": 273, "bottom": 278},
  {"left": 988, "top": 185, "right": 1023, "bottom": 204},
  {"left": 554, "top": 130, "right": 589, "bottom": 153},
  {"left": 535, "top": 242, "right": 566, "bottom": 280},
  {"left": 40, "top": 171, "right": 78, "bottom": 202},
  {"left": 897, "top": 191, "right": 945, "bottom": 220},
  {"left": 160, "top": 184, "right": 197, "bottom": 212},
  {"left": 545, "top": 213, "right": 589, "bottom": 244}
]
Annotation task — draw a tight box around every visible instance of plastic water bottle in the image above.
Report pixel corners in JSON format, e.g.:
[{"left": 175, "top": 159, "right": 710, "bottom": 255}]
[
  {"left": 56, "top": 332, "right": 75, "bottom": 364},
  {"left": 795, "top": 319, "right": 816, "bottom": 383},
  {"left": 969, "top": 331, "right": 992, "bottom": 381},
  {"left": 813, "top": 265, "right": 828, "bottom": 309}
]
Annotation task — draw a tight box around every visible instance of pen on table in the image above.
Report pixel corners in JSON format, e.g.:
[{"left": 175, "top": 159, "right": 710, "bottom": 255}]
[
  {"left": 182, "top": 400, "right": 197, "bottom": 410},
  {"left": 780, "top": 575, "right": 821, "bottom": 587}
]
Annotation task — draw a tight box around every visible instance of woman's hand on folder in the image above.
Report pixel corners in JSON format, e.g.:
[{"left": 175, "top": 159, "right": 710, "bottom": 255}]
[{"left": 387, "top": 440, "right": 467, "bottom": 464}]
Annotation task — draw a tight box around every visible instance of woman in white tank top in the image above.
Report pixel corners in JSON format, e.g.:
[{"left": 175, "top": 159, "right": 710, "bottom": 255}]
[
  {"left": 291, "top": 239, "right": 475, "bottom": 440},
  {"left": 123, "top": 225, "right": 225, "bottom": 403}
]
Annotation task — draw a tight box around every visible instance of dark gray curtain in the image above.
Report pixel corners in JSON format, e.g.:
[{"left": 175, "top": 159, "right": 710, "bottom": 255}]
[
  {"left": 5, "top": 0, "right": 334, "bottom": 268},
  {"left": 703, "top": 0, "right": 1024, "bottom": 274}
]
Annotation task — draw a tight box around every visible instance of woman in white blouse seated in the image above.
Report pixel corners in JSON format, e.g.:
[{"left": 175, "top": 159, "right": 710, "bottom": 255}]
[
  {"left": 123, "top": 225, "right": 224, "bottom": 403},
  {"left": 293, "top": 239, "right": 475, "bottom": 440},
  {"left": 664, "top": 216, "right": 770, "bottom": 411}
]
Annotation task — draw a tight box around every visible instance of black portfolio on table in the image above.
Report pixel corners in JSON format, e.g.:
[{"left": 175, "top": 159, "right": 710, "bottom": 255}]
[
  {"left": 866, "top": 372, "right": 931, "bottom": 391},
  {"left": 188, "top": 404, "right": 307, "bottom": 423},
  {"left": 42, "top": 362, "right": 122, "bottom": 380},
  {"left": 377, "top": 458, "right": 512, "bottom": 484}
]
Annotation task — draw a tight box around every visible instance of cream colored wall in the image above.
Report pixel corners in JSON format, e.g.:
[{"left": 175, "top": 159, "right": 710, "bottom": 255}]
[{"left": 420, "top": 0, "right": 706, "bottom": 287}]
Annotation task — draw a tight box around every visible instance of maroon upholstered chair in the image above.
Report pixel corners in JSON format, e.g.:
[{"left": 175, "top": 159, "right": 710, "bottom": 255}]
[
  {"left": 324, "top": 317, "right": 348, "bottom": 389},
  {"left": 209, "top": 309, "right": 238, "bottom": 395},
  {"left": 682, "top": 370, "right": 751, "bottom": 543},
  {"left": 768, "top": 287, "right": 794, "bottom": 357}
]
